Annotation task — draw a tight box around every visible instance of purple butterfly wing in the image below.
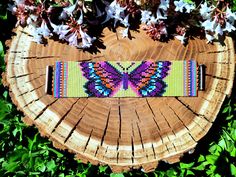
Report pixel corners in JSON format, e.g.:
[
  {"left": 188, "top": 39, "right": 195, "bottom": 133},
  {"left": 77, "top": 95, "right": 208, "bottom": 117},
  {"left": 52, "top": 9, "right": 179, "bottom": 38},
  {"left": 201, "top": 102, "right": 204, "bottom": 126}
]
[
  {"left": 80, "top": 61, "right": 122, "bottom": 97},
  {"left": 128, "top": 61, "right": 171, "bottom": 96}
]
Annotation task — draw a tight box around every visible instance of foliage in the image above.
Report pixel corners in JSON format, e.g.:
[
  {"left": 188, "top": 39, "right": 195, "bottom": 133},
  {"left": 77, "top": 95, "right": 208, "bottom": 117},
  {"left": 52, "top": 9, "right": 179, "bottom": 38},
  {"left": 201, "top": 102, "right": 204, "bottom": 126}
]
[
  {"left": 0, "top": 1, "right": 236, "bottom": 177},
  {"left": 232, "top": 0, "right": 236, "bottom": 11}
]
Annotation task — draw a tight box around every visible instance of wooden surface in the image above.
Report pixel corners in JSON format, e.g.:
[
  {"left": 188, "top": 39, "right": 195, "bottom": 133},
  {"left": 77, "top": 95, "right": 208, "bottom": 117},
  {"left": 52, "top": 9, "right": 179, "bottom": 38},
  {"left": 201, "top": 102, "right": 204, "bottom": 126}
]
[{"left": 2, "top": 26, "right": 235, "bottom": 172}]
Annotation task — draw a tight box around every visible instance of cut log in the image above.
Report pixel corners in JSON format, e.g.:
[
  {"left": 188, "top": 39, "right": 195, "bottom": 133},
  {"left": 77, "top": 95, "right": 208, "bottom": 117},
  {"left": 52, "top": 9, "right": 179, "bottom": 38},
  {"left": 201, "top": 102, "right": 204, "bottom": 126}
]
[{"left": 2, "top": 26, "right": 235, "bottom": 173}]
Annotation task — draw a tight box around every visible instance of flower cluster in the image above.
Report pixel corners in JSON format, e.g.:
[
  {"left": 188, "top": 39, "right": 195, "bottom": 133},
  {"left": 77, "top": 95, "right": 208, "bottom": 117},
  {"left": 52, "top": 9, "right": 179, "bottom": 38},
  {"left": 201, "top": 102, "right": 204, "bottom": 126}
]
[
  {"left": 140, "top": 0, "right": 236, "bottom": 44},
  {"left": 8, "top": 0, "right": 95, "bottom": 48},
  {"left": 141, "top": 0, "right": 169, "bottom": 41},
  {"left": 8, "top": 0, "right": 236, "bottom": 48},
  {"left": 101, "top": 0, "right": 141, "bottom": 38},
  {"left": 200, "top": 1, "right": 236, "bottom": 43}
]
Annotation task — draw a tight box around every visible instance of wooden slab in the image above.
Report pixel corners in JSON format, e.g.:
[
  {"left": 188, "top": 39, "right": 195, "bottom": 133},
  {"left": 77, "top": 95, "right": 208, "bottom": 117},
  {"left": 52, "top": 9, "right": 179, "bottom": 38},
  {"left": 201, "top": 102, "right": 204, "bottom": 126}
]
[{"left": 2, "top": 26, "right": 235, "bottom": 172}]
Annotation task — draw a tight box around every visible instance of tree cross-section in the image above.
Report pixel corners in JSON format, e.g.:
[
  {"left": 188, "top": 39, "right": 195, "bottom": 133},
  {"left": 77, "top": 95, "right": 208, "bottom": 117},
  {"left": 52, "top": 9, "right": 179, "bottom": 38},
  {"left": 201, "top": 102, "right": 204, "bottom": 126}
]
[{"left": 2, "top": 26, "right": 235, "bottom": 172}]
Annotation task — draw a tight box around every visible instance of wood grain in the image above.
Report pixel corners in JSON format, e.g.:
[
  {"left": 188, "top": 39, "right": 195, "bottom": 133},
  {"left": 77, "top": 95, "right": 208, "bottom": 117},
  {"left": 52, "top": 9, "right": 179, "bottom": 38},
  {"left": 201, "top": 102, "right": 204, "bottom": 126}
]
[{"left": 2, "top": 26, "right": 235, "bottom": 172}]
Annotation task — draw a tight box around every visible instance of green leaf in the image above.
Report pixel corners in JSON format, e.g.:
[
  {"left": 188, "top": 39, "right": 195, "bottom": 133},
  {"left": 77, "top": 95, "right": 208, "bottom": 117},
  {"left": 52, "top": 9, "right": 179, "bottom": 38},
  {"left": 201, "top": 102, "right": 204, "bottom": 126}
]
[
  {"left": 222, "top": 106, "right": 229, "bottom": 113},
  {"left": 8, "top": 149, "right": 27, "bottom": 163},
  {"left": 206, "top": 165, "right": 217, "bottom": 175},
  {"left": 212, "top": 174, "right": 221, "bottom": 177},
  {"left": 2, "top": 161, "right": 19, "bottom": 172},
  {"left": 0, "top": 41, "right": 5, "bottom": 70},
  {"left": 218, "top": 139, "right": 226, "bottom": 149},
  {"left": 46, "top": 160, "right": 57, "bottom": 172},
  {"left": 99, "top": 165, "right": 108, "bottom": 173},
  {"left": 226, "top": 115, "right": 234, "bottom": 120},
  {"left": 209, "top": 144, "right": 222, "bottom": 155},
  {"left": 29, "top": 172, "right": 41, "bottom": 175},
  {"left": 0, "top": 4, "right": 7, "bottom": 21},
  {"left": 186, "top": 170, "right": 195, "bottom": 176},
  {"left": 110, "top": 173, "right": 125, "bottom": 177},
  {"left": 206, "top": 155, "right": 218, "bottom": 165},
  {"left": 193, "top": 164, "right": 206, "bottom": 171},
  {"left": 15, "top": 171, "right": 26, "bottom": 175},
  {"left": 46, "top": 147, "right": 64, "bottom": 158},
  {"left": 230, "top": 164, "right": 236, "bottom": 176},
  {"left": 0, "top": 100, "right": 11, "bottom": 120},
  {"left": 0, "top": 41, "right": 4, "bottom": 56},
  {"left": 27, "top": 133, "right": 38, "bottom": 151},
  {"left": 38, "top": 164, "right": 46, "bottom": 172},
  {"left": 3, "top": 91, "right": 8, "bottom": 99},
  {"left": 180, "top": 162, "right": 195, "bottom": 169},
  {"left": 197, "top": 154, "right": 205, "bottom": 162},
  {"left": 183, "top": 0, "right": 194, "bottom": 4},
  {"left": 59, "top": 174, "right": 65, "bottom": 177},
  {"left": 166, "top": 169, "right": 177, "bottom": 177}
]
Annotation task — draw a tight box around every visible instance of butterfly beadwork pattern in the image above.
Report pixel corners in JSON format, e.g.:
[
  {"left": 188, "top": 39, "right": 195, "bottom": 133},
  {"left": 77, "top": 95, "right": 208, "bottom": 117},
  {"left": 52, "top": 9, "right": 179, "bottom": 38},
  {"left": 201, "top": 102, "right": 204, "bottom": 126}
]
[
  {"left": 53, "top": 60, "right": 197, "bottom": 98},
  {"left": 80, "top": 61, "right": 171, "bottom": 97}
]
